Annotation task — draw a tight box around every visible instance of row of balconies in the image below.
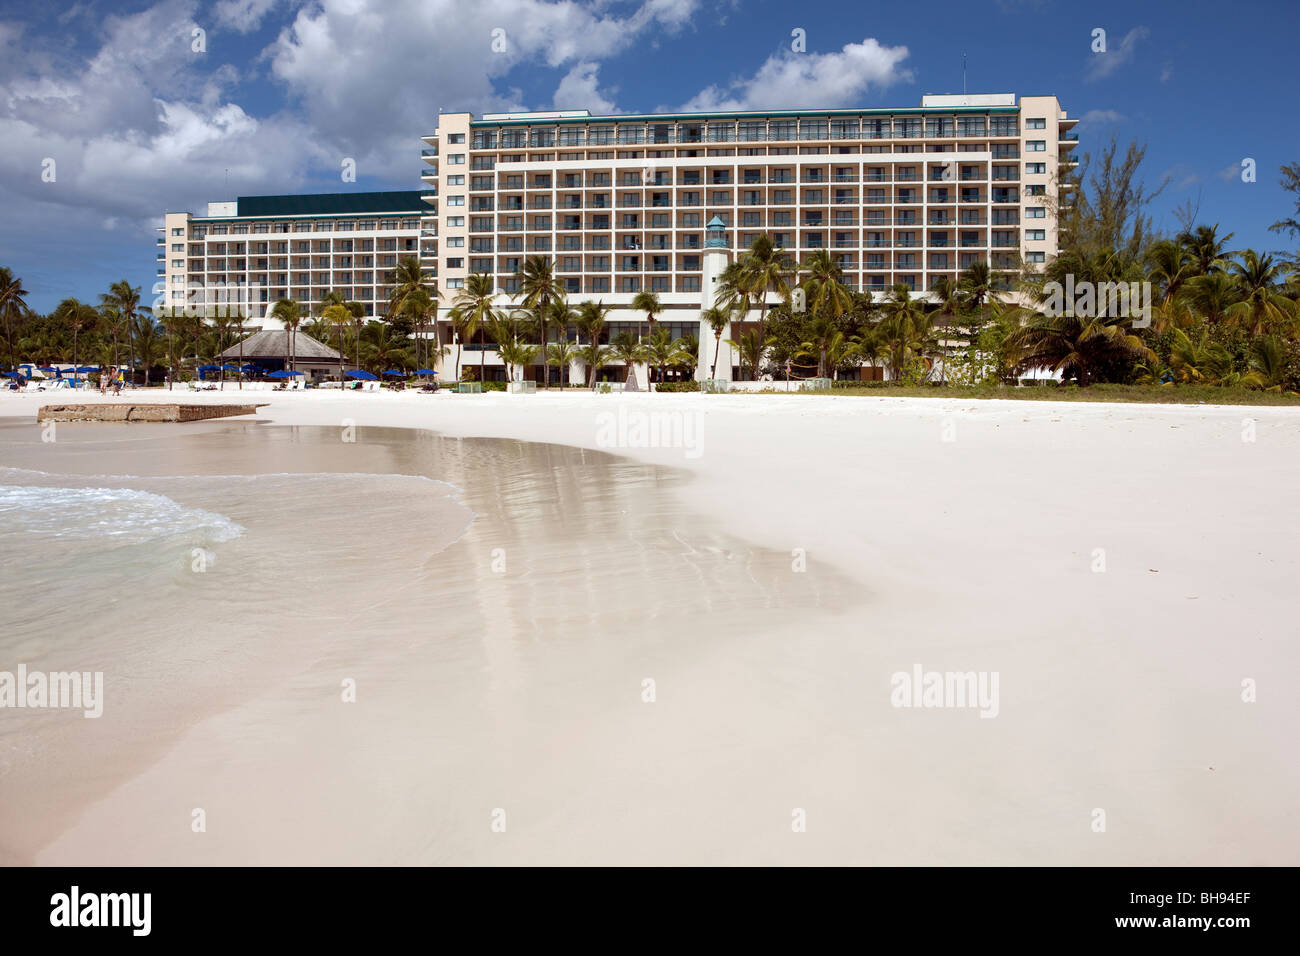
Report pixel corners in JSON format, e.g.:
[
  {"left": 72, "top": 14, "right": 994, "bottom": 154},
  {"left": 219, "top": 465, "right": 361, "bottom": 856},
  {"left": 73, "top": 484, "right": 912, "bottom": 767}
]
[{"left": 474, "top": 126, "right": 1025, "bottom": 150}]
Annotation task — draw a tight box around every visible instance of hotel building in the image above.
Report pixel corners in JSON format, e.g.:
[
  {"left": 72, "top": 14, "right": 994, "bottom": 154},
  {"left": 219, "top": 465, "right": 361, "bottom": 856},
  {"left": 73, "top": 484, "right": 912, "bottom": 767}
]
[
  {"left": 157, "top": 191, "right": 429, "bottom": 324},
  {"left": 423, "top": 93, "right": 1075, "bottom": 301}
]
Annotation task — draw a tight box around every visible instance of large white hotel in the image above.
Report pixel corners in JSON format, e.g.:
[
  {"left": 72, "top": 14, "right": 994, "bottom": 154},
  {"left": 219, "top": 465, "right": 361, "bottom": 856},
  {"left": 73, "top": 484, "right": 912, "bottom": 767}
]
[
  {"left": 423, "top": 93, "right": 1076, "bottom": 302},
  {"left": 159, "top": 93, "right": 1076, "bottom": 380}
]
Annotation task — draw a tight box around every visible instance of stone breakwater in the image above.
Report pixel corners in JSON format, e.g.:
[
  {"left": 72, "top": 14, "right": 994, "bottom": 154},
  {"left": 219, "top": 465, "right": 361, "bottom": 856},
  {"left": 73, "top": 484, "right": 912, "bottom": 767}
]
[{"left": 36, "top": 404, "right": 266, "bottom": 423}]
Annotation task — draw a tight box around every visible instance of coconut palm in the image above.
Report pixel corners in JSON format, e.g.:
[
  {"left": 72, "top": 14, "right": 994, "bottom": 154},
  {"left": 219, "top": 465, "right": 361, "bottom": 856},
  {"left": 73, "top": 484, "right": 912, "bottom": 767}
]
[
  {"left": 1178, "top": 224, "right": 1235, "bottom": 276},
  {"left": 576, "top": 341, "right": 612, "bottom": 387},
  {"left": 1225, "top": 250, "right": 1296, "bottom": 335},
  {"left": 389, "top": 256, "right": 438, "bottom": 367},
  {"left": 454, "top": 273, "right": 501, "bottom": 384},
  {"left": 100, "top": 280, "right": 150, "bottom": 387},
  {"left": 54, "top": 298, "right": 98, "bottom": 378},
  {"left": 798, "top": 249, "right": 854, "bottom": 321},
  {"left": 99, "top": 305, "right": 125, "bottom": 375},
  {"left": 958, "top": 260, "right": 1000, "bottom": 312},
  {"left": 0, "top": 267, "right": 29, "bottom": 373},
  {"left": 675, "top": 332, "right": 700, "bottom": 378},
  {"left": 271, "top": 298, "right": 302, "bottom": 373},
  {"left": 398, "top": 288, "right": 438, "bottom": 371},
  {"left": 630, "top": 289, "right": 663, "bottom": 344},
  {"left": 702, "top": 305, "right": 730, "bottom": 380},
  {"left": 928, "top": 274, "right": 964, "bottom": 383},
  {"left": 133, "top": 315, "right": 163, "bottom": 386},
  {"left": 575, "top": 299, "right": 610, "bottom": 387},
  {"left": 547, "top": 333, "right": 576, "bottom": 386},
  {"left": 1184, "top": 273, "right": 1243, "bottom": 326},
  {"left": 877, "top": 284, "right": 933, "bottom": 380},
  {"left": 643, "top": 328, "right": 684, "bottom": 386},
  {"left": 1007, "top": 312, "right": 1157, "bottom": 386},
  {"left": 515, "top": 255, "right": 561, "bottom": 387},
  {"left": 1144, "top": 238, "right": 1195, "bottom": 304},
  {"left": 727, "top": 328, "right": 770, "bottom": 381},
  {"left": 1167, "top": 326, "right": 1233, "bottom": 384},
  {"left": 322, "top": 303, "right": 353, "bottom": 379},
  {"left": 733, "top": 234, "right": 793, "bottom": 378},
  {"left": 1242, "top": 335, "right": 1288, "bottom": 390},
  {"left": 610, "top": 330, "right": 647, "bottom": 384},
  {"left": 793, "top": 311, "right": 843, "bottom": 379}
]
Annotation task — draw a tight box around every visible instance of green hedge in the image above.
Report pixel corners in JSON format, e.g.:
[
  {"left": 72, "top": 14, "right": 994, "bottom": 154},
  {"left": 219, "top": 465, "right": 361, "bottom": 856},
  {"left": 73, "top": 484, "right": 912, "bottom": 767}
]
[{"left": 655, "top": 381, "right": 701, "bottom": 392}]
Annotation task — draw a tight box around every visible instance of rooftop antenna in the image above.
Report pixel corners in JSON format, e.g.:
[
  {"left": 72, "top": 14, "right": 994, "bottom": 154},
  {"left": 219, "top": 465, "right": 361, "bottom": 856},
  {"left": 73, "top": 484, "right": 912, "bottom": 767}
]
[{"left": 962, "top": 54, "right": 967, "bottom": 94}]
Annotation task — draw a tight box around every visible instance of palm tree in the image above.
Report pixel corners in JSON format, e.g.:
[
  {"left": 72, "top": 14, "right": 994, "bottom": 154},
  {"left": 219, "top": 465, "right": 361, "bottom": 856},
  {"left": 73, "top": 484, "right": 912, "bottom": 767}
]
[
  {"left": 1242, "top": 336, "right": 1288, "bottom": 390},
  {"left": 100, "top": 280, "right": 150, "bottom": 388},
  {"left": 99, "top": 305, "right": 125, "bottom": 376},
  {"left": 1184, "top": 273, "right": 1243, "bottom": 325},
  {"left": 575, "top": 299, "right": 611, "bottom": 387},
  {"left": 1225, "top": 250, "right": 1296, "bottom": 335},
  {"left": 611, "top": 330, "right": 647, "bottom": 384},
  {"left": 0, "top": 267, "right": 29, "bottom": 373},
  {"left": 389, "top": 256, "right": 438, "bottom": 368},
  {"left": 794, "top": 311, "right": 842, "bottom": 379},
  {"left": 454, "top": 273, "right": 501, "bottom": 384},
  {"left": 1145, "top": 238, "right": 1195, "bottom": 304},
  {"left": 54, "top": 298, "right": 98, "bottom": 379},
  {"left": 1007, "top": 312, "right": 1156, "bottom": 386},
  {"left": 957, "top": 260, "right": 1000, "bottom": 312},
  {"left": 133, "top": 314, "right": 163, "bottom": 386},
  {"left": 322, "top": 303, "right": 352, "bottom": 380},
  {"left": 733, "top": 234, "right": 792, "bottom": 379},
  {"left": 577, "top": 340, "right": 612, "bottom": 387},
  {"left": 630, "top": 289, "right": 662, "bottom": 344},
  {"left": 547, "top": 333, "right": 576, "bottom": 386},
  {"left": 1167, "top": 326, "right": 1233, "bottom": 384},
  {"left": 799, "top": 250, "right": 854, "bottom": 321},
  {"left": 643, "top": 328, "right": 684, "bottom": 387},
  {"left": 271, "top": 298, "right": 302, "bottom": 373},
  {"left": 928, "top": 274, "right": 964, "bottom": 383},
  {"left": 515, "top": 255, "right": 561, "bottom": 387},
  {"left": 446, "top": 306, "right": 477, "bottom": 381},
  {"left": 877, "top": 284, "right": 932, "bottom": 380},
  {"left": 675, "top": 332, "right": 699, "bottom": 379},
  {"left": 702, "top": 305, "right": 730, "bottom": 380},
  {"left": 1178, "top": 224, "right": 1235, "bottom": 276}
]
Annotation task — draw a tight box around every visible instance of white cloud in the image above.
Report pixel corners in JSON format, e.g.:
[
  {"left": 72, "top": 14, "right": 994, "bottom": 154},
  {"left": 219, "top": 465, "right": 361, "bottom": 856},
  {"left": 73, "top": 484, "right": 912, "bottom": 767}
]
[
  {"left": 553, "top": 61, "right": 618, "bottom": 114},
  {"left": 1077, "top": 109, "right": 1125, "bottom": 126},
  {"left": 1086, "top": 26, "right": 1149, "bottom": 82},
  {"left": 213, "top": 0, "right": 284, "bottom": 34},
  {"left": 680, "top": 37, "right": 912, "bottom": 112}
]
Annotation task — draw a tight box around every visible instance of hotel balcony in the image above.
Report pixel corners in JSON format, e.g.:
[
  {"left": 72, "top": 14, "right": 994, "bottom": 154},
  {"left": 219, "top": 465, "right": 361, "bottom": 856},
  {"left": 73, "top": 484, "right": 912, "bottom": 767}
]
[{"left": 421, "top": 169, "right": 437, "bottom": 181}]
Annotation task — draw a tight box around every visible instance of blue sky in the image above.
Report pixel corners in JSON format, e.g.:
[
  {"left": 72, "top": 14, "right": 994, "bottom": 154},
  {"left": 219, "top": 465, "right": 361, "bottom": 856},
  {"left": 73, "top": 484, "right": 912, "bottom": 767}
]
[{"left": 1, "top": 0, "right": 1297, "bottom": 312}]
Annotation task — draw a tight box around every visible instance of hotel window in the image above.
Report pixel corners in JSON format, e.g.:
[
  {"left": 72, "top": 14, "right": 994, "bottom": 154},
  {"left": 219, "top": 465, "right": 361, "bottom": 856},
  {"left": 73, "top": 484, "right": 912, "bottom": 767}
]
[
  {"left": 800, "top": 119, "right": 828, "bottom": 140},
  {"left": 707, "top": 122, "right": 735, "bottom": 142},
  {"left": 1026, "top": 207, "right": 1046, "bottom": 218},
  {"left": 470, "top": 258, "right": 493, "bottom": 272},
  {"left": 1026, "top": 141, "right": 1046, "bottom": 152},
  {"left": 738, "top": 121, "right": 767, "bottom": 141},
  {"left": 1026, "top": 184, "right": 1046, "bottom": 196},
  {"left": 1027, "top": 229, "right": 1046, "bottom": 241},
  {"left": 863, "top": 117, "right": 890, "bottom": 139},
  {"left": 171, "top": 259, "right": 183, "bottom": 268},
  {"left": 446, "top": 176, "right": 465, "bottom": 186},
  {"left": 990, "top": 118, "right": 1018, "bottom": 136},
  {"left": 171, "top": 243, "right": 184, "bottom": 252},
  {"left": 447, "top": 153, "right": 465, "bottom": 164},
  {"left": 1025, "top": 251, "right": 1045, "bottom": 262},
  {"left": 447, "top": 278, "right": 464, "bottom": 289},
  {"left": 447, "top": 196, "right": 465, "bottom": 206},
  {"left": 830, "top": 119, "right": 859, "bottom": 139},
  {"left": 446, "top": 258, "right": 464, "bottom": 269},
  {"left": 447, "top": 133, "right": 465, "bottom": 144},
  {"left": 447, "top": 237, "right": 465, "bottom": 247},
  {"left": 956, "top": 117, "right": 986, "bottom": 137},
  {"left": 1025, "top": 163, "right": 1046, "bottom": 174},
  {"left": 1026, "top": 118, "right": 1046, "bottom": 130}
]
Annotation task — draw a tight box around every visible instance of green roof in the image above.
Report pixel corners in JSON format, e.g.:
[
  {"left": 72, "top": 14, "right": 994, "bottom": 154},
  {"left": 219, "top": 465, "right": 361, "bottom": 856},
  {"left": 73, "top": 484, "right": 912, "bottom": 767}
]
[{"left": 237, "top": 191, "right": 426, "bottom": 216}]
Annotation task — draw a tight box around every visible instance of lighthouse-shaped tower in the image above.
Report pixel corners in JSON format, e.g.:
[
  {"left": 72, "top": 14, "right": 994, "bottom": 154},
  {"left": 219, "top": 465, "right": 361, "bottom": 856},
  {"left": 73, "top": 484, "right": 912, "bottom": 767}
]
[{"left": 696, "top": 216, "right": 735, "bottom": 384}]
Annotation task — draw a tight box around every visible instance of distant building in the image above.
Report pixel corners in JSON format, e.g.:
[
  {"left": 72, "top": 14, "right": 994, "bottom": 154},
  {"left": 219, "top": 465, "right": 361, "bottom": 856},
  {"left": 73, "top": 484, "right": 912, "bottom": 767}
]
[{"left": 158, "top": 191, "right": 430, "bottom": 326}]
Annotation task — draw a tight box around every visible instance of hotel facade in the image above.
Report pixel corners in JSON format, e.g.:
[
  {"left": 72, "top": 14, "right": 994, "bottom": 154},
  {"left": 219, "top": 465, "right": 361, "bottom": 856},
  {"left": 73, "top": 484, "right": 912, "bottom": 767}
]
[
  {"left": 157, "top": 191, "right": 428, "bottom": 323},
  {"left": 418, "top": 92, "right": 1076, "bottom": 380}
]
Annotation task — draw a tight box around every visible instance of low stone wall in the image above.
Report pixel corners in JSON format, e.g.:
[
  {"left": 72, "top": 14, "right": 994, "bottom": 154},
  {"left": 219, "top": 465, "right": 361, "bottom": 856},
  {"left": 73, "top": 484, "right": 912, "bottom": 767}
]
[{"left": 37, "top": 404, "right": 266, "bottom": 423}]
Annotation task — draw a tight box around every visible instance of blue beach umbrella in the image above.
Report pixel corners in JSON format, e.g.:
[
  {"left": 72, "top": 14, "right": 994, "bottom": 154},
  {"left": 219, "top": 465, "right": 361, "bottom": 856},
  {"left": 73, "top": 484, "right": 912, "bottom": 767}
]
[
  {"left": 267, "top": 370, "right": 304, "bottom": 379},
  {"left": 345, "top": 370, "right": 378, "bottom": 381},
  {"left": 415, "top": 368, "right": 438, "bottom": 375},
  {"left": 197, "top": 364, "right": 220, "bottom": 371},
  {"left": 382, "top": 370, "right": 407, "bottom": 377}
]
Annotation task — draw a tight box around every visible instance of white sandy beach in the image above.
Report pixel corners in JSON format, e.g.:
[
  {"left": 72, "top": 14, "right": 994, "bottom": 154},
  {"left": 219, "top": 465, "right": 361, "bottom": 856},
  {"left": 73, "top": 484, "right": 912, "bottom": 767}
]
[{"left": 1, "top": 388, "right": 1297, "bottom": 865}]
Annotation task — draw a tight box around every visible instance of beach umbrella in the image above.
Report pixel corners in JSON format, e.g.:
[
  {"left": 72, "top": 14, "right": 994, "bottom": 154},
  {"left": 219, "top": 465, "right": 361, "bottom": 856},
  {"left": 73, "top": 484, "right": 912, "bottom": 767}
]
[
  {"left": 345, "top": 370, "right": 378, "bottom": 381},
  {"left": 2, "top": 371, "right": 21, "bottom": 378},
  {"left": 267, "top": 370, "right": 304, "bottom": 379},
  {"left": 415, "top": 368, "right": 438, "bottom": 376},
  {"left": 197, "top": 364, "right": 220, "bottom": 371},
  {"left": 76, "top": 366, "right": 99, "bottom": 373},
  {"left": 382, "top": 370, "right": 407, "bottom": 377},
  {"left": 221, "top": 364, "right": 240, "bottom": 371}
]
